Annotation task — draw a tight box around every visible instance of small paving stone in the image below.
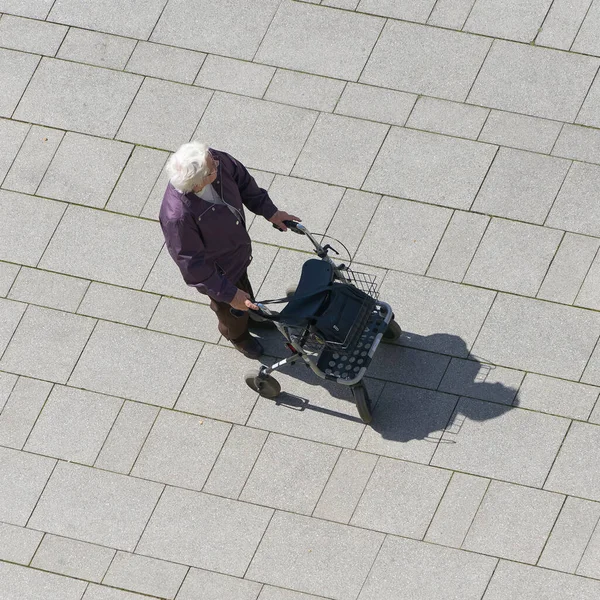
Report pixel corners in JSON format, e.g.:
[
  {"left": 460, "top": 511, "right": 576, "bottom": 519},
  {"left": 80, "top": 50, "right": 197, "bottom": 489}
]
[
  {"left": 137, "top": 486, "right": 273, "bottom": 576},
  {"left": 572, "top": 0, "right": 600, "bottom": 56},
  {"left": 0, "top": 371, "right": 18, "bottom": 411},
  {"left": 0, "top": 14, "right": 67, "bottom": 55},
  {"left": 14, "top": 58, "right": 142, "bottom": 138},
  {"left": 576, "top": 72, "right": 600, "bottom": 129},
  {"left": 240, "top": 433, "right": 340, "bottom": 514},
  {"left": 552, "top": 124, "right": 600, "bottom": 164},
  {"left": 176, "top": 568, "right": 262, "bottom": 600},
  {"left": 0, "top": 445, "right": 55, "bottom": 526},
  {"left": 335, "top": 83, "right": 416, "bottom": 126},
  {"left": 358, "top": 535, "right": 496, "bottom": 600},
  {"left": 57, "top": 28, "right": 136, "bottom": 69},
  {"left": 583, "top": 343, "right": 600, "bottom": 387},
  {"left": 0, "top": 522, "right": 43, "bottom": 564},
  {"left": 351, "top": 457, "right": 451, "bottom": 537},
  {"left": 427, "top": 0, "right": 477, "bottom": 28},
  {"left": 432, "top": 398, "right": 569, "bottom": 487},
  {"left": 0, "top": 0, "right": 54, "bottom": 19},
  {"left": 103, "top": 552, "right": 187, "bottom": 599},
  {"left": 125, "top": 41, "right": 206, "bottom": 84},
  {"left": 536, "top": 0, "right": 592, "bottom": 50},
  {"left": 148, "top": 297, "right": 220, "bottom": 343},
  {"left": 425, "top": 472, "right": 489, "bottom": 548},
  {"left": 0, "top": 376, "right": 53, "bottom": 450},
  {"left": 0, "top": 47, "right": 39, "bottom": 118},
  {"left": 0, "top": 118, "right": 29, "bottom": 184},
  {"left": 462, "top": 480, "right": 564, "bottom": 563},
  {"left": 246, "top": 510, "right": 384, "bottom": 600},
  {"left": 32, "top": 534, "right": 115, "bottom": 582},
  {"left": 265, "top": 69, "right": 345, "bottom": 112},
  {"left": 29, "top": 461, "right": 163, "bottom": 551},
  {"left": 0, "top": 261, "right": 19, "bottom": 296},
  {"left": 577, "top": 515, "right": 600, "bottom": 578},
  {"left": 538, "top": 496, "right": 600, "bottom": 573},
  {"left": 357, "top": 0, "right": 436, "bottom": 21},
  {"left": 139, "top": 167, "right": 171, "bottom": 219},
  {"left": 255, "top": 0, "right": 384, "bottom": 80},
  {"left": 361, "top": 20, "right": 490, "bottom": 101},
  {"left": 0, "top": 297, "right": 26, "bottom": 357}
]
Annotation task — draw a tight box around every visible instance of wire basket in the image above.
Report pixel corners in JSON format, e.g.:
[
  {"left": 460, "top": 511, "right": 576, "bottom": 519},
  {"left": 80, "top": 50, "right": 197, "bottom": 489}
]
[{"left": 338, "top": 267, "right": 380, "bottom": 300}]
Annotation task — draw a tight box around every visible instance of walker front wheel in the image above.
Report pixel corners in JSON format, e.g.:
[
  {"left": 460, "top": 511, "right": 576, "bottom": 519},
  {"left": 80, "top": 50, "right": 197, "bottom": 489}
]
[
  {"left": 352, "top": 384, "right": 372, "bottom": 424},
  {"left": 245, "top": 369, "right": 281, "bottom": 398}
]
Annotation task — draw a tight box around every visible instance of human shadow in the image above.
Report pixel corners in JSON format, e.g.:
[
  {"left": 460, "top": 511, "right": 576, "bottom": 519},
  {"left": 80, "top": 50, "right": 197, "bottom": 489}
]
[{"left": 255, "top": 328, "right": 519, "bottom": 440}]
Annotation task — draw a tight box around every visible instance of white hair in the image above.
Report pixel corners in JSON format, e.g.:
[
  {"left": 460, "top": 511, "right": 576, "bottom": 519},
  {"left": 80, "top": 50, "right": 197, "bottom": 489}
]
[{"left": 166, "top": 141, "right": 211, "bottom": 193}]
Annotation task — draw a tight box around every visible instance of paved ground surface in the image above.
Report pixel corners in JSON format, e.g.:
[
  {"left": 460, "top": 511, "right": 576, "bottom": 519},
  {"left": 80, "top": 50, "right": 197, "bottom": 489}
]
[{"left": 1, "top": 0, "right": 600, "bottom": 598}]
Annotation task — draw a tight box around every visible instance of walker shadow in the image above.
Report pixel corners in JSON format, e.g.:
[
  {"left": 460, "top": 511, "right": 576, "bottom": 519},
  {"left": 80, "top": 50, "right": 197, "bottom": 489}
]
[{"left": 257, "top": 329, "right": 519, "bottom": 440}]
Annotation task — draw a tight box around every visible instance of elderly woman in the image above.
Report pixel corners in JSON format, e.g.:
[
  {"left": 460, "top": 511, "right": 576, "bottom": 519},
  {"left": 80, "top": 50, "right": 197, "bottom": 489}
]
[{"left": 159, "top": 141, "right": 300, "bottom": 359}]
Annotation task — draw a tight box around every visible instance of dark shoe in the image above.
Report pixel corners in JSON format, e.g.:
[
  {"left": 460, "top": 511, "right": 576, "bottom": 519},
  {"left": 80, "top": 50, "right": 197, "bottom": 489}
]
[{"left": 233, "top": 335, "right": 264, "bottom": 359}]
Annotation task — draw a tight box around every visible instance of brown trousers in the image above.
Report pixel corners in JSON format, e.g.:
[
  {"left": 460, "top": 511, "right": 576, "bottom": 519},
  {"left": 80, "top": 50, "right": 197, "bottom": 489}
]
[{"left": 209, "top": 271, "right": 255, "bottom": 342}]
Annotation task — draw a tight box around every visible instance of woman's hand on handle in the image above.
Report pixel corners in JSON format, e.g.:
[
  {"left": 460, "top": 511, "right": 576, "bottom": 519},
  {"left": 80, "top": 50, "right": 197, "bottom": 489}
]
[
  {"left": 230, "top": 289, "right": 258, "bottom": 311},
  {"left": 269, "top": 211, "right": 302, "bottom": 231}
]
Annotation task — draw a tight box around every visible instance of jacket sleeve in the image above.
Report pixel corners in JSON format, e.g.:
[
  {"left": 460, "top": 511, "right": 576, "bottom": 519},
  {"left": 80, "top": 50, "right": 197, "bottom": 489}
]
[
  {"left": 227, "top": 153, "right": 278, "bottom": 220},
  {"left": 161, "top": 215, "right": 238, "bottom": 304}
]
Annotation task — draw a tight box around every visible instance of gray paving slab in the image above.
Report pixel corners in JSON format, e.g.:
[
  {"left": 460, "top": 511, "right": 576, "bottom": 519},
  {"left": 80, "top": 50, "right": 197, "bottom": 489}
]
[
  {"left": 0, "top": 561, "right": 87, "bottom": 600},
  {"left": 379, "top": 271, "right": 496, "bottom": 357},
  {"left": 39, "top": 205, "right": 163, "bottom": 288},
  {"left": 77, "top": 282, "right": 159, "bottom": 327},
  {"left": 427, "top": 0, "right": 475, "bottom": 28},
  {"left": 538, "top": 496, "right": 600, "bottom": 573},
  {"left": 0, "top": 297, "right": 26, "bottom": 357},
  {"left": 48, "top": 0, "right": 169, "bottom": 39},
  {"left": 69, "top": 320, "right": 201, "bottom": 407},
  {"left": 139, "top": 166, "right": 171, "bottom": 220},
  {"left": 578, "top": 252, "right": 600, "bottom": 310},
  {"left": 176, "top": 568, "right": 262, "bottom": 600},
  {"left": 148, "top": 297, "right": 219, "bottom": 343},
  {"left": 95, "top": 401, "right": 158, "bottom": 474},
  {"left": 176, "top": 344, "right": 260, "bottom": 424},
  {"left": 545, "top": 421, "right": 600, "bottom": 501},
  {"left": 357, "top": 0, "right": 436, "bottom": 20},
  {"left": 517, "top": 373, "right": 599, "bottom": 420},
  {"left": 103, "top": 552, "right": 187, "bottom": 599},
  {"left": 357, "top": 384, "right": 458, "bottom": 463},
  {"left": 552, "top": 123, "right": 600, "bottom": 164},
  {"left": 0, "top": 305, "right": 95, "bottom": 383},
  {"left": 240, "top": 433, "right": 340, "bottom": 514},
  {"left": 32, "top": 534, "right": 115, "bottom": 582},
  {"left": 424, "top": 472, "right": 489, "bottom": 548},
  {"left": 3, "top": 125, "right": 64, "bottom": 195},
  {"left": 292, "top": 113, "right": 388, "bottom": 188},
  {"left": 432, "top": 398, "right": 569, "bottom": 486},
  {"left": 464, "top": 218, "right": 563, "bottom": 296},
  {"left": 538, "top": 232, "right": 600, "bottom": 304},
  {"left": 355, "top": 196, "right": 452, "bottom": 273},
  {"left": 0, "top": 522, "right": 43, "bottom": 564},
  {"left": 468, "top": 40, "right": 599, "bottom": 121},
  {"left": 577, "top": 74, "right": 600, "bottom": 129},
  {"left": 195, "top": 93, "right": 317, "bottom": 175},
  {"left": 463, "top": 480, "right": 563, "bottom": 563},
  {"left": 57, "top": 29, "right": 136, "bottom": 69},
  {"left": 14, "top": 58, "right": 142, "bottom": 138},
  {"left": 546, "top": 162, "right": 600, "bottom": 237},
  {"left": 572, "top": 0, "right": 600, "bottom": 56},
  {"left": 0, "top": 445, "right": 55, "bottom": 526},
  {"left": 265, "top": 70, "right": 345, "bottom": 112},
  {"left": 255, "top": 0, "right": 384, "bottom": 80},
  {"left": 477, "top": 109, "right": 562, "bottom": 154},
  {"left": 258, "top": 588, "right": 324, "bottom": 600},
  {"left": 536, "top": 0, "right": 592, "bottom": 50},
  {"left": 464, "top": 0, "right": 552, "bottom": 42},
  {"left": 363, "top": 127, "right": 497, "bottom": 209},
  {"left": 0, "top": 14, "right": 67, "bottom": 55},
  {"left": 0, "top": 48, "right": 39, "bottom": 118},
  {"left": 9, "top": 268, "right": 88, "bottom": 311},
  {"left": 361, "top": 20, "right": 490, "bottom": 101},
  {"left": 196, "top": 55, "right": 274, "bottom": 98},
  {"left": 407, "top": 97, "right": 488, "bottom": 139},
  {"left": 323, "top": 0, "right": 359, "bottom": 8},
  {"left": 427, "top": 211, "right": 489, "bottom": 282},
  {"left": 589, "top": 397, "right": 600, "bottom": 423},
  {"left": 358, "top": 535, "right": 497, "bottom": 600},
  {"left": 246, "top": 510, "right": 384, "bottom": 600},
  {"left": 471, "top": 294, "right": 600, "bottom": 379},
  {"left": 125, "top": 41, "right": 205, "bottom": 84},
  {"left": 0, "top": 0, "right": 54, "bottom": 18},
  {"left": 151, "top": 0, "right": 280, "bottom": 60},
  {"left": 472, "top": 148, "right": 570, "bottom": 224},
  {"left": 83, "top": 585, "right": 158, "bottom": 600},
  {"left": 0, "top": 118, "right": 29, "bottom": 184},
  {"left": 577, "top": 516, "right": 600, "bottom": 578},
  {"left": 0, "top": 377, "right": 53, "bottom": 449},
  {"left": 29, "top": 461, "right": 163, "bottom": 550},
  {"left": 24, "top": 385, "right": 122, "bottom": 464},
  {"left": 0, "top": 261, "right": 19, "bottom": 297},
  {"left": 137, "top": 486, "right": 273, "bottom": 576},
  {"left": 203, "top": 425, "right": 268, "bottom": 499},
  {"left": 313, "top": 448, "right": 377, "bottom": 524},
  {"left": 350, "top": 457, "right": 450, "bottom": 537},
  {"left": 117, "top": 78, "right": 212, "bottom": 151},
  {"left": 482, "top": 560, "right": 600, "bottom": 600},
  {"left": 0, "top": 371, "right": 18, "bottom": 411},
  {"left": 438, "top": 358, "right": 523, "bottom": 405},
  {"left": 132, "top": 409, "right": 230, "bottom": 490}
]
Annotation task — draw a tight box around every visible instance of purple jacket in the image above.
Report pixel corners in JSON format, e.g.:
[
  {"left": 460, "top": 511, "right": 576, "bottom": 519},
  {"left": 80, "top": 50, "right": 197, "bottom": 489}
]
[{"left": 159, "top": 150, "right": 278, "bottom": 303}]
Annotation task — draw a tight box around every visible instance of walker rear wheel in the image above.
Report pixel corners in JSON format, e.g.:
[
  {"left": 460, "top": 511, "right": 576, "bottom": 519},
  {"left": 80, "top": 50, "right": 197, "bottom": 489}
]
[
  {"left": 383, "top": 318, "right": 402, "bottom": 342},
  {"left": 244, "top": 369, "right": 281, "bottom": 398},
  {"left": 352, "top": 384, "right": 372, "bottom": 424}
]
